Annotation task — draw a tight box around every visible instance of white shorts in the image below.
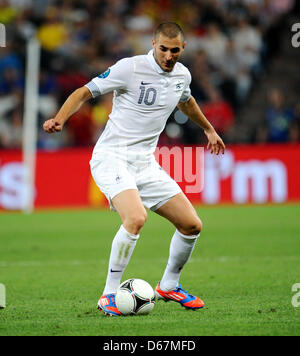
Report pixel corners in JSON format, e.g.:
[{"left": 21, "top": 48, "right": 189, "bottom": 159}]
[{"left": 90, "top": 151, "right": 182, "bottom": 211}]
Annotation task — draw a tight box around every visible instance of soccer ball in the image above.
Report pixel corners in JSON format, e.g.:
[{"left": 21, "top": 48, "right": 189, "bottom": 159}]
[{"left": 115, "top": 278, "right": 155, "bottom": 316}]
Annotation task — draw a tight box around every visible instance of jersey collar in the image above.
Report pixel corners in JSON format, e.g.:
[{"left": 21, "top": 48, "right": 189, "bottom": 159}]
[{"left": 147, "top": 49, "right": 167, "bottom": 75}]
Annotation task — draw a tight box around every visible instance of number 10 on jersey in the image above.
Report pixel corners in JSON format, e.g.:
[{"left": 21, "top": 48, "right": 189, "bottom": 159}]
[{"left": 138, "top": 86, "right": 157, "bottom": 106}]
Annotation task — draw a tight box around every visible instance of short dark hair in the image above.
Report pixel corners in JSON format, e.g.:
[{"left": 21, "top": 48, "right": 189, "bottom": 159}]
[{"left": 154, "top": 22, "right": 184, "bottom": 42}]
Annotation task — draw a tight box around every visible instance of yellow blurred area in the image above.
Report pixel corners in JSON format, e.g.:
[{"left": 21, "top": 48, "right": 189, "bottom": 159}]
[
  {"left": 0, "top": 6, "right": 18, "bottom": 24},
  {"left": 37, "top": 23, "right": 68, "bottom": 51},
  {"left": 88, "top": 175, "right": 106, "bottom": 207},
  {"left": 91, "top": 93, "right": 112, "bottom": 126},
  {"left": 91, "top": 105, "right": 109, "bottom": 126}
]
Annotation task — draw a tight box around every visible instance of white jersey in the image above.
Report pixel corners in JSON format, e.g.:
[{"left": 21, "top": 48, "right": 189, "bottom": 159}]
[{"left": 85, "top": 50, "right": 191, "bottom": 159}]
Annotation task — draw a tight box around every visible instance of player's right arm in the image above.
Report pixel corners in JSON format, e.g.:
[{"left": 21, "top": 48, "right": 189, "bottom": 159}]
[
  {"left": 43, "top": 85, "right": 92, "bottom": 134},
  {"left": 43, "top": 58, "right": 132, "bottom": 134}
]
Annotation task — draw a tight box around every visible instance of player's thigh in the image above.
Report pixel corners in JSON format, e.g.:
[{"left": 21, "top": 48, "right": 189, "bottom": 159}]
[
  {"left": 154, "top": 192, "right": 202, "bottom": 235},
  {"left": 112, "top": 189, "right": 147, "bottom": 230}
]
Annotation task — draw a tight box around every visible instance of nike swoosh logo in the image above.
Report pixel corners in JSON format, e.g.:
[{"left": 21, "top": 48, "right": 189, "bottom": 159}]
[
  {"left": 141, "top": 81, "right": 152, "bottom": 85},
  {"left": 110, "top": 269, "right": 122, "bottom": 273}
]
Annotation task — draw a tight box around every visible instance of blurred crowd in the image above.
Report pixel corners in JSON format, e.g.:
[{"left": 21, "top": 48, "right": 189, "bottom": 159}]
[{"left": 0, "top": 0, "right": 299, "bottom": 149}]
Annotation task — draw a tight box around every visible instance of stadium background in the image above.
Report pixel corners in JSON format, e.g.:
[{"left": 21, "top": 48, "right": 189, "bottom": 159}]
[{"left": 0, "top": 0, "right": 300, "bottom": 209}]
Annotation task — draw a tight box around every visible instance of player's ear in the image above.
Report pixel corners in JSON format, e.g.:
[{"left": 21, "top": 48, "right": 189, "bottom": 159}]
[
  {"left": 182, "top": 41, "right": 186, "bottom": 50},
  {"left": 152, "top": 37, "right": 155, "bottom": 48}
]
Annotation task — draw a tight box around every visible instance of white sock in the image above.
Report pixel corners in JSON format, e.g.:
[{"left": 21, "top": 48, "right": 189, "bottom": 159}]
[
  {"left": 102, "top": 224, "right": 139, "bottom": 295},
  {"left": 160, "top": 229, "right": 199, "bottom": 291}
]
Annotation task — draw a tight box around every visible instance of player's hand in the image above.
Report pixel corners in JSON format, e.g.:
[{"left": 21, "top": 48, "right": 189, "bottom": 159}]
[
  {"left": 43, "top": 118, "right": 63, "bottom": 134},
  {"left": 204, "top": 129, "right": 225, "bottom": 155}
]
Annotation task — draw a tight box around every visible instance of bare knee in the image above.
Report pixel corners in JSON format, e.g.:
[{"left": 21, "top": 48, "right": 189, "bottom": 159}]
[
  {"left": 123, "top": 210, "right": 147, "bottom": 235},
  {"left": 177, "top": 217, "right": 202, "bottom": 236}
]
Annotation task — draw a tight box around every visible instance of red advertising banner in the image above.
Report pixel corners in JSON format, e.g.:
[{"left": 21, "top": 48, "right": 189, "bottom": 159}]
[{"left": 0, "top": 144, "right": 300, "bottom": 210}]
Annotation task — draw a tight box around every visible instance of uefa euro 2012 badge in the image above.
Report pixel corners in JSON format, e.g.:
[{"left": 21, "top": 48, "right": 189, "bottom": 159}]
[{"left": 98, "top": 68, "right": 110, "bottom": 79}]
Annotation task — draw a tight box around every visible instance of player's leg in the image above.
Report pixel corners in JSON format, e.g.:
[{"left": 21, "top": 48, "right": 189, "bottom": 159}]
[
  {"left": 154, "top": 191, "right": 202, "bottom": 236},
  {"left": 155, "top": 191, "right": 202, "bottom": 290},
  {"left": 91, "top": 155, "right": 148, "bottom": 315},
  {"left": 98, "top": 189, "right": 147, "bottom": 315},
  {"left": 101, "top": 189, "right": 146, "bottom": 295},
  {"left": 153, "top": 192, "right": 204, "bottom": 309},
  {"left": 112, "top": 188, "right": 147, "bottom": 235}
]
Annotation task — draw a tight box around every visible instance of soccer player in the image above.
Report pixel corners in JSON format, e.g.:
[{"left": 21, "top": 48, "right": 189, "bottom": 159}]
[{"left": 43, "top": 22, "right": 225, "bottom": 316}]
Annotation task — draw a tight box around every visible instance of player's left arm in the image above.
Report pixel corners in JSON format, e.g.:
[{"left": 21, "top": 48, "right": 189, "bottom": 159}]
[{"left": 177, "top": 96, "right": 225, "bottom": 155}]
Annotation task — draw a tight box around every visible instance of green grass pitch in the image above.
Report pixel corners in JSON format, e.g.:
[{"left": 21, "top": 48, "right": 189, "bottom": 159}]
[{"left": 0, "top": 204, "right": 300, "bottom": 336}]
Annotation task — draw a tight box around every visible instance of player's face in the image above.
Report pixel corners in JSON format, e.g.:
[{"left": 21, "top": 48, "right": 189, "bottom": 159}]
[{"left": 152, "top": 34, "right": 186, "bottom": 72}]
